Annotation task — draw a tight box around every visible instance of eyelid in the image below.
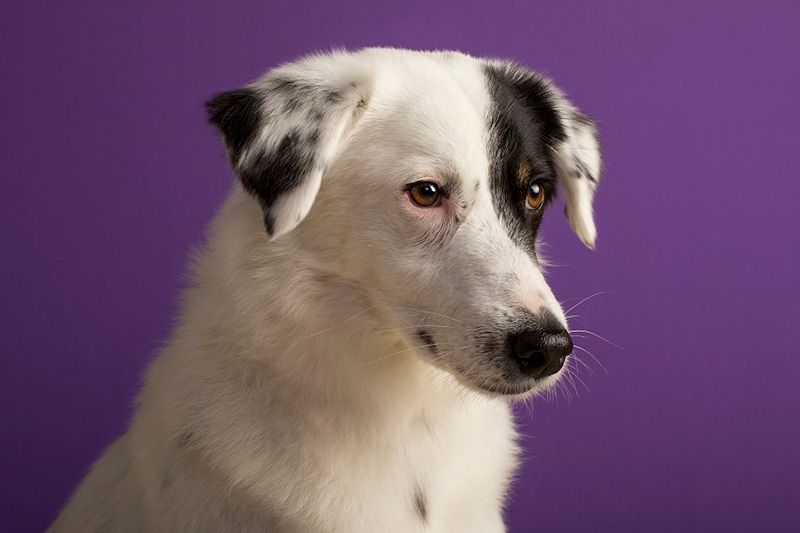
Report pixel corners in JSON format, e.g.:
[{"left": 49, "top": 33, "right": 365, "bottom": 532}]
[
  {"left": 529, "top": 175, "right": 555, "bottom": 185},
  {"left": 405, "top": 179, "right": 453, "bottom": 199},
  {"left": 528, "top": 176, "right": 556, "bottom": 197}
]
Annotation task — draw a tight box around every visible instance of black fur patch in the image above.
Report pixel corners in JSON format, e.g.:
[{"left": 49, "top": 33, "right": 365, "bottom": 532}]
[
  {"left": 205, "top": 88, "right": 262, "bottom": 164},
  {"left": 413, "top": 484, "right": 428, "bottom": 522},
  {"left": 483, "top": 63, "right": 568, "bottom": 256},
  {"left": 263, "top": 212, "right": 276, "bottom": 237},
  {"left": 238, "top": 131, "right": 315, "bottom": 212},
  {"left": 417, "top": 329, "right": 438, "bottom": 355}
]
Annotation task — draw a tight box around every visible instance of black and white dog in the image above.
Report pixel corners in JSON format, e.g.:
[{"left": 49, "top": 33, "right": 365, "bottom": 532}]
[{"left": 51, "top": 48, "right": 602, "bottom": 532}]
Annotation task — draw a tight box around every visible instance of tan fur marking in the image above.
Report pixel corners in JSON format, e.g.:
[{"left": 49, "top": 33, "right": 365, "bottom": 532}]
[{"left": 516, "top": 157, "right": 531, "bottom": 186}]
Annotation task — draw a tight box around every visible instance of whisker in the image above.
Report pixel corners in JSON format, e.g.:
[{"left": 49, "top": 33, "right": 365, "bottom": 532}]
[
  {"left": 563, "top": 366, "right": 579, "bottom": 401},
  {"left": 555, "top": 378, "right": 569, "bottom": 405},
  {"left": 571, "top": 368, "right": 592, "bottom": 394},
  {"left": 565, "top": 291, "right": 611, "bottom": 315},
  {"left": 573, "top": 345, "right": 608, "bottom": 375},
  {"left": 303, "top": 304, "right": 378, "bottom": 339},
  {"left": 358, "top": 343, "right": 434, "bottom": 367},
  {"left": 558, "top": 295, "right": 591, "bottom": 306},
  {"left": 370, "top": 324, "right": 455, "bottom": 335},
  {"left": 460, "top": 356, "right": 489, "bottom": 387},
  {"left": 569, "top": 353, "right": 596, "bottom": 377},
  {"left": 554, "top": 376, "right": 568, "bottom": 404},
  {"left": 570, "top": 329, "right": 625, "bottom": 351},
  {"left": 351, "top": 324, "right": 455, "bottom": 343},
  {"left": 382, "top": 351, "right": 444, "bottom": 378},
  {"left": 386, "top": 305, "right": 464, "bottom": 324}
]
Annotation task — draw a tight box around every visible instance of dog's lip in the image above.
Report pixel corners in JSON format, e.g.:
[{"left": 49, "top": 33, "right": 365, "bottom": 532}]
[
  {"left": 448, "top": 362, "right": 538, "bottom": 397},
  {"left": 473, "top": 379, "right": 536, "bottom": 397}
]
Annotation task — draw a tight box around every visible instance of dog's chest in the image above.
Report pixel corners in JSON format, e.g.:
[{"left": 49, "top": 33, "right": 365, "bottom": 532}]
[{"left": 316, "top": 399, "right": 518, "bottom": 532}]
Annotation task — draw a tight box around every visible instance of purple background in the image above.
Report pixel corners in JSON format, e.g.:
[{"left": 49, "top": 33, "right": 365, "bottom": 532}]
[{"left": 2, "top": 1, "right": 799, "bottom": 531}]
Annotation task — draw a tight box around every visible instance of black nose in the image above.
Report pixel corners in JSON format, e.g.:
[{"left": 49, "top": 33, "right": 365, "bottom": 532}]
[{"left": 508, "top": 323, "right": 572, "bottom": 379}]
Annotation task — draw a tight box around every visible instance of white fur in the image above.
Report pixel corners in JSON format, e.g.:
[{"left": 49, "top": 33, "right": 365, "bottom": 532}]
[
  {"left": 50, "top": 48, "right": 600, "bottom": 532},
  {"left": 554, "top": 116, "right": 602, "bottom": 248}
]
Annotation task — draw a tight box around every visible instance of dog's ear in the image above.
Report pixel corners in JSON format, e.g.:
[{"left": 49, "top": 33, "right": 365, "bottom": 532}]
[
  {"left": 551, "top": 110, "right": 602, "bottom": 248},
  {"left": 206, "top": 54, "right": 372, "bottom": 238}
]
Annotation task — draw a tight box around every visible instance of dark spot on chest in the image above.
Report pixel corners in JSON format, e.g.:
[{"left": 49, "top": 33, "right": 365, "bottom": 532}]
[
  {"left": 177, "top": 428, "right": 198, "bottom": 450},
  {"left": 161, "top": 469, "right": 173, "bottom": 490},
  {"left": 414, "top": 484, "right": 428, "bottom": 523}
]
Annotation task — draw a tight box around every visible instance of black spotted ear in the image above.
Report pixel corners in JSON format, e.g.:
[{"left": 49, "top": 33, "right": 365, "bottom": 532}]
[
  {"left": 552, "top": 111, "right": 602, "bottom": 248},
  {"left": 206, "top": 54, "right": 372, "bottom": 238}
]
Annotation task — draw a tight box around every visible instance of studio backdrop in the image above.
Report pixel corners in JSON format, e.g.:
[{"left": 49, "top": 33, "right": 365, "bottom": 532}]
[{"left": 1, "top": 1, "right": 798, "bottom": 532}]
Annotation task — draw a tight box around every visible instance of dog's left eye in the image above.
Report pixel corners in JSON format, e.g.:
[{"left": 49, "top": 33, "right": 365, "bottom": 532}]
[
  {"left": 526, "top": 182, "right": 545, "bottom": 210},
  {"left": 408, "top": 182, "right": 442, "bottom": 208}
]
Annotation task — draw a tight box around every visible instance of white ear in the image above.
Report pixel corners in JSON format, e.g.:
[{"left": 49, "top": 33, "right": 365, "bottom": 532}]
[
  {"left": 553, "top": 112, "right": 602, "bottom": 248},
  {"left": 206, "top": 52, "right": 372, "bottom": 239}
]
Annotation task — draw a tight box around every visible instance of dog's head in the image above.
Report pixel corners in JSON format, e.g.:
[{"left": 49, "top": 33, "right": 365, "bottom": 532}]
[{"left": 207, "top": 49, "right": 601, "bottom": 397}]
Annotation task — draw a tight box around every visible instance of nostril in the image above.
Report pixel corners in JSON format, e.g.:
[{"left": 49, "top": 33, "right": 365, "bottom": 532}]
[
  {"left": 517, "top": 350, "right": 546, "bottom": 368},
  {"left": 510, "top": 332, "right": 549, "bottom": 376}
]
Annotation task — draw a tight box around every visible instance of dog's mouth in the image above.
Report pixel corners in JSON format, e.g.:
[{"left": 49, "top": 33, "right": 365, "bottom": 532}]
[
  {"left": 410, "top": 325, "right": 566, "bottom": 398},
  {"left": 474, "top": 379, "right": 536, "bottom": 397},
  {"left": 470, "top": 371, "right": 566, "bottom": 398},
  {"left": 446, "top": 360, "right": 563, "bottom": 398}
]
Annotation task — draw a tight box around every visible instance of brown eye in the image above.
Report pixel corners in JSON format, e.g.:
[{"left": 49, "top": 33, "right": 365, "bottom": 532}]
[
  {"left": 526, "top": 182, "right": 545, "bottom": 210},
  {"left": 408, "top": 182, "right": 441, "bottom": 207}
]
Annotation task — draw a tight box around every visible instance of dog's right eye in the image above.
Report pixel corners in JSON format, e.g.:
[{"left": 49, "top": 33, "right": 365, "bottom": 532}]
[{"left": 408, "top": 182, "right": 442, "bottom": 208}]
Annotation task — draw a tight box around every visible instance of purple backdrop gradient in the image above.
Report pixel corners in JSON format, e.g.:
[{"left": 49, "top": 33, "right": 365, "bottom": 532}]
[{"left": 2, "top": 1, "right": 799, "bottom": 531}]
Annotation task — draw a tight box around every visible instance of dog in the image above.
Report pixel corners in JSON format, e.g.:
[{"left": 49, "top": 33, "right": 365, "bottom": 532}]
[{"left": 50, "top": 48, "right": 602, "bottom": 532}]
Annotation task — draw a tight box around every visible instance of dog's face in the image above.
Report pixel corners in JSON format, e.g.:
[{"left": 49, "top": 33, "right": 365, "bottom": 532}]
[{"left": 207, "top": 49, "right": 601, "bottom": 397}]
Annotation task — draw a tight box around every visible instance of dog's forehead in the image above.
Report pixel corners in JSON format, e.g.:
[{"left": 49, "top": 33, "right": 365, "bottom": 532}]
[
  {"left": 365, "top": 51, "right": 572, "bottom": 254},
  {"left": 353, "top": 49, "right": 570, "bottom": 221},
  {"left": 367, "top": 52, "right": 495, "bottom": 193}
]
